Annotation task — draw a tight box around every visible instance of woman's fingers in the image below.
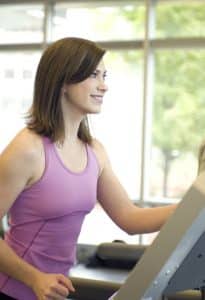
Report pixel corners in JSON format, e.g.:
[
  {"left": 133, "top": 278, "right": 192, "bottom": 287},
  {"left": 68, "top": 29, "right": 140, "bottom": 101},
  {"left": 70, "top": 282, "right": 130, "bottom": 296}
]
[
  {"left": 52, "top": 281, "right": 70, "bottom": 297},
  {"left": 57, "top": 274, "right": 75, "bottom": 293}
]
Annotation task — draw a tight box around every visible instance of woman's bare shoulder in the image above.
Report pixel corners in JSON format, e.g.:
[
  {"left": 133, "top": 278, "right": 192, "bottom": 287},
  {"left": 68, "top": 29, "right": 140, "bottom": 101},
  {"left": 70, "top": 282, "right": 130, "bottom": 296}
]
[
  {"left": 1, "top": 128, "right": 43, "bottom": 163},
  {"left": 90, "top": 139, "right": 111, "bottom": 174},
  {"left": 0, "top": 129, "right": 45, "bottom": 217}
]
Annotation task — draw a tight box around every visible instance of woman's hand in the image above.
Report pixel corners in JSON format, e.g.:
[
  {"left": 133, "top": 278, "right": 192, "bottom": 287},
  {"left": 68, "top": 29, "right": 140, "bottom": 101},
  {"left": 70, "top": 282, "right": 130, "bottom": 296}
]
[{"left": 31, "top": 272, "right": 75, "bottom": 300}]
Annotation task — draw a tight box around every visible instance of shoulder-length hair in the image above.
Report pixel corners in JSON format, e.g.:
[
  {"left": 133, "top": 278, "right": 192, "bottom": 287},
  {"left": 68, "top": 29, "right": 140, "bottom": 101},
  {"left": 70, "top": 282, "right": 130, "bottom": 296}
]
[{"left": 26, "top": 37, "right": 106, "bottom": 144}]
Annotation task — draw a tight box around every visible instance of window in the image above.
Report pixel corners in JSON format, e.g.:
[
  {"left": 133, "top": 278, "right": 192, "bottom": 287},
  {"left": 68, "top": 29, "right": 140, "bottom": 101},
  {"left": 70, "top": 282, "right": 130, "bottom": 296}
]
[
  {"left": 23, "top": 70, "right": 33, "bottom": 79},
  {"left": 0, "top": 52, "right": 40, "bottom": 150},
  {"left": 0, "top": 4, "right": 44, "bottom": 44},
  {"left": 53, "top": 3, "right": 145, "bottom": 41},
  {"left": 150, "top": 50, "right": 205, "bottom": 200},
  {"left": 156, "top": 1, "right": 205, "bottom": 38},
  {"left": 4, "top": 69, "right": 14, "bottom": 79}
]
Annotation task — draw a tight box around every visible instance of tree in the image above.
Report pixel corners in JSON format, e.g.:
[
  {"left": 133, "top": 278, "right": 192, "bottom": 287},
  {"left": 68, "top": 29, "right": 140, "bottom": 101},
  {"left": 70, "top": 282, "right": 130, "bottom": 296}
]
[
  {"left": 154, "top": 51, "right": 205, "bottom": 196},
  {"left": 121, "top": 2, "right": 205, "bottom": 197}
]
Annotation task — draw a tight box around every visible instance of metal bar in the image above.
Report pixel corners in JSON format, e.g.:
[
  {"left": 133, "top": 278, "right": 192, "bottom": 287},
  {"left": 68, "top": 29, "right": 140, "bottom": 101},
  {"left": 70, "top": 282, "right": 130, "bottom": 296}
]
[
  {"left": 113, "top": 172, "right": 205, "bottom": 300},
  {"left": 43, "top": 0, "right": 54, "bottom": 48},
  {"left": 1, "top": 38, "right": 205, "bottom": 52},
  {"left": 0, "top": 44, "right": 43, "bottom": 52},
  {"left": 139, "top": 0, "right": 156, "bottom": 240}
]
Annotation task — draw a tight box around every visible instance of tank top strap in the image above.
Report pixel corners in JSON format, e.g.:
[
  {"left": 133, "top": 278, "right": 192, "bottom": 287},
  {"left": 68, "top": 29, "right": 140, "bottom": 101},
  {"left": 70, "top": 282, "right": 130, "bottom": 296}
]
[
  {"left": 41, "top": 136, "right": 53, "bottom": 172},
  {"left": 86, "top": 143, "right": 101, "bottom": 176}
]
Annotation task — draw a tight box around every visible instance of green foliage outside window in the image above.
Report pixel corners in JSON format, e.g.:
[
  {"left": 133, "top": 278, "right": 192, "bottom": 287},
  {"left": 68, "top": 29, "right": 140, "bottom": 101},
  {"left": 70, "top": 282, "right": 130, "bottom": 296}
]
[
  {"left": 120, "top": 2, "right": 205, "bottom": 197},
  {"left": 156, "top": 2, "right": 205, "bottom": 38}
]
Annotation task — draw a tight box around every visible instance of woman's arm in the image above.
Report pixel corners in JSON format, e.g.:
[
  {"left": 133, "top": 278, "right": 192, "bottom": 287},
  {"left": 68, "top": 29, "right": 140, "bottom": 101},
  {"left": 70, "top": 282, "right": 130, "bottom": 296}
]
[
  {"left": 0, "top": 129, "right": 74, "bottom": 300},
  {"left": 92, "top": 140, "right": 177, "bottom": 235},
  {"left": 0, "top": 239, "right": 73, "bottom": 298}
]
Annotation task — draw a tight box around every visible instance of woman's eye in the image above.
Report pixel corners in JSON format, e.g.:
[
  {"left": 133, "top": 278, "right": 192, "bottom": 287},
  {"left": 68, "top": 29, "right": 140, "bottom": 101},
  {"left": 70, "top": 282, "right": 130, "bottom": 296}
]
[{"left": 90, "top": 72, "right": 97, "bottom": 78}]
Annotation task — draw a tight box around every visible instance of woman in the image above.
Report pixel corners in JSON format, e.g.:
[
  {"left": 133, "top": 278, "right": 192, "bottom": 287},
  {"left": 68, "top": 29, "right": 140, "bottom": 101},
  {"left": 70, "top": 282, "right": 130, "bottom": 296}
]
[{"left": 0, "top": 37, "right": 177, "bottom": 300}]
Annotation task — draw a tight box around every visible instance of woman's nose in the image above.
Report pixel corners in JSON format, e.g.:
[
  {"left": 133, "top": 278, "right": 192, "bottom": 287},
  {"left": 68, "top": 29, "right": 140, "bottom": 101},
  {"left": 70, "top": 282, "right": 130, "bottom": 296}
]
[{"left": 98, "top": 80, "right": 108, "bottom": 92}]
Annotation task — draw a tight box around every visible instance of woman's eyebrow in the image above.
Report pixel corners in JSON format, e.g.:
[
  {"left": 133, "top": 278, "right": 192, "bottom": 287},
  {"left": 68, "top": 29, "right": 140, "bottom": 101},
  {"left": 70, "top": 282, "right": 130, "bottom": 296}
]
[{"left": 95, "top": 69, "right": 107, "bottom": 74}]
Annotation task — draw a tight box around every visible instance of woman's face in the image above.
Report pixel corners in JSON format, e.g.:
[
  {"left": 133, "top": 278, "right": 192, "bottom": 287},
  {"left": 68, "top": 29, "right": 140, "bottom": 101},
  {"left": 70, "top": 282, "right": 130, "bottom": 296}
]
[{"left": 62, "top": 59, "right": 108, "bottom": 115}]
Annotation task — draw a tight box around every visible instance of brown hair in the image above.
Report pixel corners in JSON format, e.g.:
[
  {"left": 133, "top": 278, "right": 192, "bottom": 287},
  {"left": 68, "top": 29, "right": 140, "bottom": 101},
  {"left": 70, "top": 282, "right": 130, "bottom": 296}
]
[{"left": 26, "top": 37, "right": 106, "bottom": 144}]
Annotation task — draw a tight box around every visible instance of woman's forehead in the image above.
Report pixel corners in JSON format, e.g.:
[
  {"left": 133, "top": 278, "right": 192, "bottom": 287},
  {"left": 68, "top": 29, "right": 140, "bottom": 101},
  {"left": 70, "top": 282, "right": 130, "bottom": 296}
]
[{"left": 95, "top": 59, "right": 107, "bottom": 72}]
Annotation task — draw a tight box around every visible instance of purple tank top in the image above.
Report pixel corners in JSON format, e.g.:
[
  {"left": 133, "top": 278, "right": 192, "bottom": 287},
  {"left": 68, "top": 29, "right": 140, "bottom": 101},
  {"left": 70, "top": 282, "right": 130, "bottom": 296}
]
[{"left": 0, "top": 136, "right": 99, "bottom": 300}]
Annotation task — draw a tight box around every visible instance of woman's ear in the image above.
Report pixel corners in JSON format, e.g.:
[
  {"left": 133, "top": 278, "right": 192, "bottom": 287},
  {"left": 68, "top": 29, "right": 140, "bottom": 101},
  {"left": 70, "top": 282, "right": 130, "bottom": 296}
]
[{"left": 61, "top": 84, "right": 67, "bottom": 96}]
